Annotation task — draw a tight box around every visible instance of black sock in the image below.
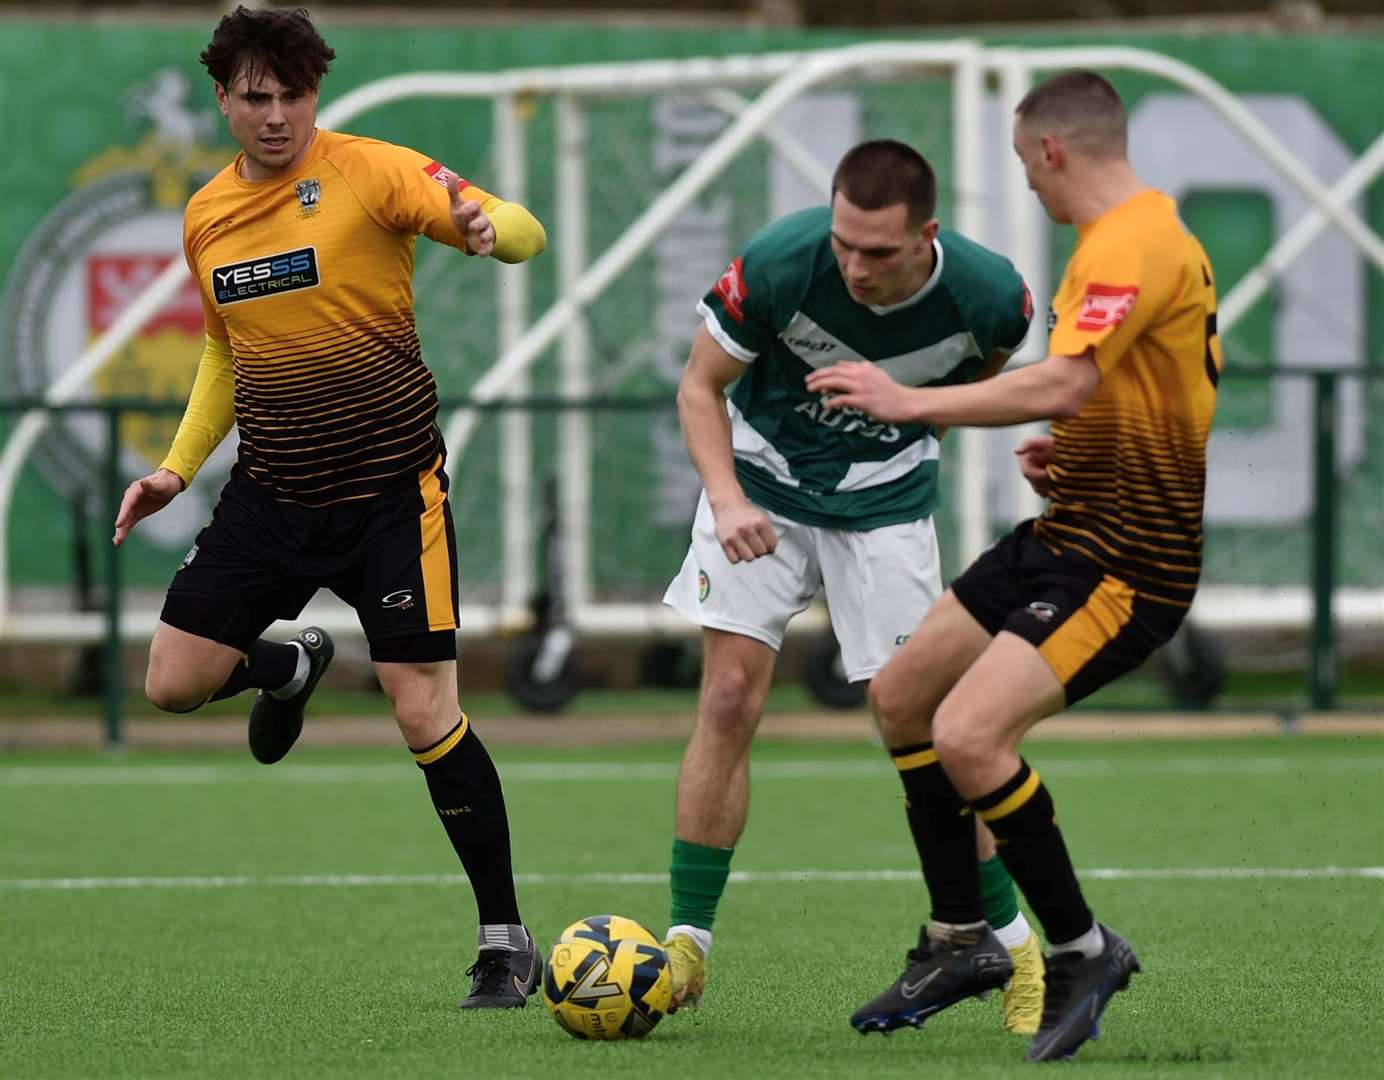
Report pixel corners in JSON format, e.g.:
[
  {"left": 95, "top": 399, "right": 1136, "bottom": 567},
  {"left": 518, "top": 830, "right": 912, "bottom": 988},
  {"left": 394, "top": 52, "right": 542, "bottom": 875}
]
[
  {"left": 973, "top": 760, "right": 1093, "bottom": 944},
  {"left": 413, "top": 715, "right": 521, "bottom": 926},
  {"left": 207, "top": 639, "right": 300, "bottom": 702},
  {"left": 890, "top": 742, "right": 983, "bottom": 925}
]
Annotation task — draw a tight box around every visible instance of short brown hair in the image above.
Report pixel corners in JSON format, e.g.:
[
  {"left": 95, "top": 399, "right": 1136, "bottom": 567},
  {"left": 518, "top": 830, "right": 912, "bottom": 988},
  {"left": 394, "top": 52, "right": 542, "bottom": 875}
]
[
  {"left": 200, "top": 6, "right": 335, "bottom": 92},
  {"left": 831, "top": 140, "right": 937, "bottom": 228},
  {"left": 1015, "top": 70, "right": 1127, "bottom": 158}
]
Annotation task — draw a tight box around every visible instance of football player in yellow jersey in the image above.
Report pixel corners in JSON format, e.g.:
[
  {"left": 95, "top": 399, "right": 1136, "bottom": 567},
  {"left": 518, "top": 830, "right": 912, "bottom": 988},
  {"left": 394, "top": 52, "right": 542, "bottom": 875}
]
[
  {"left": 808, "top": 71, "right": 1220, "bottom": 1061},
  {"left": 111, "top": 6, "right": 547, "bottom": 1010}
]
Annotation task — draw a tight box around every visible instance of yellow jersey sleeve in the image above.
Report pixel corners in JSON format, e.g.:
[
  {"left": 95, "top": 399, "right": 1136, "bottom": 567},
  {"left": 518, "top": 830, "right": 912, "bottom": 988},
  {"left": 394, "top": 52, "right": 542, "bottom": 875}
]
[
  {"left": 159, "top": 334, "right": 235, "bottom": 486},
  {"left": 184, "top": 225, "right": 228, "bottom": 340},
  {"left": 326, "top": 137, "right": 546, "bottom": 263},
  {"left": 1047, "top": 211, "right": 1177, "bottom": 378}
]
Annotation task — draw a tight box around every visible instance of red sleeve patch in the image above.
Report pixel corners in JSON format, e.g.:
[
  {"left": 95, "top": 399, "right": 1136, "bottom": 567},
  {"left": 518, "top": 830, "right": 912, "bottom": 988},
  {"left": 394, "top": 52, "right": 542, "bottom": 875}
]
[
  {"left": 1021, "top": 282, "right": 1034, "bottom": 322},
  {"left": 713, "top": 257, "right": 749, "bottom": 323},
  {"left": 1075, "top": 283, "right": 1138, "bottom": 332},
  {"left": 424, "top": 160, "right": 468, "bottom": 190}
]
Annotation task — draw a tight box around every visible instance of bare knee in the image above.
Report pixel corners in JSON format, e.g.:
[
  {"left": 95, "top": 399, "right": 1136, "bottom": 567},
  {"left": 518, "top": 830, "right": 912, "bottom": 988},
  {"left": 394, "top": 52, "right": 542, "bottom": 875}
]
[
  {"left": 144, "top": 666, "right": 214, "bottom": 713},
  {"left": 144, "top": 654, "right": 217, "bottom": 713},
  {"left": 931, "top": 700, "right": 993, "bottom": 777},
  {"left": 389, "top": 686, "right": 450, "bottom": 746},
  {"left": 696, "top": 661, "right": 764, "bottom": 746},
  {"left": 869, "top": 665, "right": 934, "bottom": 746}
]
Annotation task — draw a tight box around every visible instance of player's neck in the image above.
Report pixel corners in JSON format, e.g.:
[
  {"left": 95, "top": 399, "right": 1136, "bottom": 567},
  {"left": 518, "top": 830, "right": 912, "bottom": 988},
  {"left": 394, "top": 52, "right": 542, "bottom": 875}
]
[
  {"left": 880, "top": 240, "right": 937, "bottom": 308},
  {"left": 1065, "top": 161, "right": 1145, "bottom": 227}
]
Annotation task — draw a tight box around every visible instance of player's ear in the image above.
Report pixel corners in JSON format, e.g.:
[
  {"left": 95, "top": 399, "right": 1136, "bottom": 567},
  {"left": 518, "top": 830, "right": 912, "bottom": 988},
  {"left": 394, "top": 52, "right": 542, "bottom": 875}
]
[
  {"left": 214, "top": 81, "right": 231, "bottom": 117},
  {"left": 1040, "top": 132, "right": 1062, "bottom": 169}
]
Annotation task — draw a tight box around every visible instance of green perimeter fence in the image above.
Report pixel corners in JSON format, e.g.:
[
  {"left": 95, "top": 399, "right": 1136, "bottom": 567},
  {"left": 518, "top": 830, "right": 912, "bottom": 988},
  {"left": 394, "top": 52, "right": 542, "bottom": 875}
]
[{"left": 1, "top": 366, "right": 1381, "bottom": 742}]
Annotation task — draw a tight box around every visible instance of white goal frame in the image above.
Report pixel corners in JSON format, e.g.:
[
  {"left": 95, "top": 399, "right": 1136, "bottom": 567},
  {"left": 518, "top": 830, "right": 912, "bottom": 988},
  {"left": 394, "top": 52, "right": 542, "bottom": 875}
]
[{"left": 2, "top": 40, "right": 1382, "bottom": 644}]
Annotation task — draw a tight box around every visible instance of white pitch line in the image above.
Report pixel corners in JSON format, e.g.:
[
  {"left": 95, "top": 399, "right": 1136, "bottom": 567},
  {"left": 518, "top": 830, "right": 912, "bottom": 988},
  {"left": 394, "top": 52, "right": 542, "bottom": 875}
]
[
  {"left": 0, "top": 756, "right": 1379, "bottom": 787},
  {"left": 1, "top": 867, "right": 1379, "bottom": 891}
]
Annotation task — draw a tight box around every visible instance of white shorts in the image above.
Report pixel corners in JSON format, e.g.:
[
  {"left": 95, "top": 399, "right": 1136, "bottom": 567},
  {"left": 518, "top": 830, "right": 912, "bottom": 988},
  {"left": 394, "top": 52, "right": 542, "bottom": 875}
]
[{"left": 663, "top": 491, "right": 943, "bottom": 683}]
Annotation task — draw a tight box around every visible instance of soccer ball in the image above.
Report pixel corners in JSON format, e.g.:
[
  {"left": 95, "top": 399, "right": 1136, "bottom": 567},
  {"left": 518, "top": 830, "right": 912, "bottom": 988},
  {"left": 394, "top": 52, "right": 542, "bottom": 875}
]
[{"left": 543, "top": 914, "right": 673, "bottom": 1040}]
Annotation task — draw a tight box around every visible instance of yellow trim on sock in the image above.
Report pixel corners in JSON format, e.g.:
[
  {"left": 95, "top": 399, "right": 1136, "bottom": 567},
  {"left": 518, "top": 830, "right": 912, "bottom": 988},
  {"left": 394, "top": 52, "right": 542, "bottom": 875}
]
[
  {"left": 892, "top": 748, "right": 940, "bottom": 771},
  {"left": 978, "top": 769, "right": 1042, "bottom": 822},
  {"left": 413, "top": 713, "right": 470, "bottom": 765}
]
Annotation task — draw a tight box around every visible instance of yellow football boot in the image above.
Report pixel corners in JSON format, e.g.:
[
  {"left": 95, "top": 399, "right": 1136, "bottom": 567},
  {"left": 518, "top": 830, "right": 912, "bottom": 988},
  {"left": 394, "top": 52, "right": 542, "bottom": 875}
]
[
  {"left": 1002, "top": 931, "right": 1045, "bottom": 1035},
  {"left": 663, "top": 933, "right": 707, "bottom": 1013}
]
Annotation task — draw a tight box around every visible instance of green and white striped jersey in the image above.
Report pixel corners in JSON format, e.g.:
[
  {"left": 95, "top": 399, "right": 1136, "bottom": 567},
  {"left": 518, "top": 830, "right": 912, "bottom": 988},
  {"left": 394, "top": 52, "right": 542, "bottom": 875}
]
[{"left": 699, "top": 206, "right": 1031, "bottom": 530}]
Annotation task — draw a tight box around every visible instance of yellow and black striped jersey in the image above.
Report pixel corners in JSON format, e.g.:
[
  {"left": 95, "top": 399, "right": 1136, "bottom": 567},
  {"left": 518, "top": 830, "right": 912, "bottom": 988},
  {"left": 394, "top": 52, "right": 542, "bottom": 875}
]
[
  {"left": 1036, "top": 189, "right": 1221, "bottom": 607},
  {"left": 176, "top": 129, "right": 545, "bottom": 506}
]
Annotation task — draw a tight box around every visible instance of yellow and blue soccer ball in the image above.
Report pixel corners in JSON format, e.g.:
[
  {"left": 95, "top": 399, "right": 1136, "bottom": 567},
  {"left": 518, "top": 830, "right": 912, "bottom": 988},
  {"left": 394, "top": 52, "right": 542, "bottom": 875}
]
[{"left": 543, "top": 914, "right": 672, "bottom": 1040}]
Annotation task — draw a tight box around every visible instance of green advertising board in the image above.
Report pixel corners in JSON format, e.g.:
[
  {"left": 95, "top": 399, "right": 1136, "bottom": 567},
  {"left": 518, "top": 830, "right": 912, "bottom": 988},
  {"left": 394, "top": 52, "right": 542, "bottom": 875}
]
[{"left": 1, "top": 20, "right": 1380, "bottom": 610}]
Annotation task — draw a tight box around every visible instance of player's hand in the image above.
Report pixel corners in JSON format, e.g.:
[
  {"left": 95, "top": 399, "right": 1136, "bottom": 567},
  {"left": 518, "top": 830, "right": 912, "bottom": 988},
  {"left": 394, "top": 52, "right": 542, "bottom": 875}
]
[
  {"left": 711, "top": 496, "right": 778, "bottom": 564},
  {"left": 112, "top": 468, "right": 184, "bottom": 546},
  {"left": 1014, "top": 435, "right": 1054, "bottom": 496},
  {"left": 804, "top": 361, "right": 918, "bottom": 425},
  {"left": 447, "top": 173, "right": 495, "bottom": 257}
]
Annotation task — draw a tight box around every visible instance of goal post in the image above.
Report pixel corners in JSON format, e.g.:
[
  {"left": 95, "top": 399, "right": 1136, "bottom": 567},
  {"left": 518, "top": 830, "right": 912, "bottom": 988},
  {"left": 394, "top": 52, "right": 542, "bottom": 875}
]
[{"left": 2, "top": 40, "right": 1381, "bottom": 661}]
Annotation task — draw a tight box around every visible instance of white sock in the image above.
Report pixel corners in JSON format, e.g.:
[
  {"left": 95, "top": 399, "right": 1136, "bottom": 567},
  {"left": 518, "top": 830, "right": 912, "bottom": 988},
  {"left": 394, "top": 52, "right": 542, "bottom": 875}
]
[
  {"left": 268, "top": 643, "right": 309, "bottom": 700},
  {"left": 478, "top": 923, "right": 528, "bottom": 952},
  {"left": 993, "top": 912, "right": 1033, "bottom": 951},
  {"left": 666, "top": 924, "right": 712, "bottom": 957},
  {"left": 1050, "top": 923, "right": 1104, "bottom": 959}
]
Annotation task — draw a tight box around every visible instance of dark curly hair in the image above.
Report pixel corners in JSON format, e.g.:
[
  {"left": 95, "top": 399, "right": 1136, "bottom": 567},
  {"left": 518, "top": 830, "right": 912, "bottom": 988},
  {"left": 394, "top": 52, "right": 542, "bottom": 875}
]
[{"left": 200, "top": 6, "right": 335, "bottom": 92}]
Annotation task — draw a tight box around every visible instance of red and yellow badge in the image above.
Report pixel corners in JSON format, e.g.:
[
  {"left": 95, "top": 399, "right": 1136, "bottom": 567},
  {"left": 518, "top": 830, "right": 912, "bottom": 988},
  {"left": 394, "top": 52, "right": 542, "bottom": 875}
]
[
  {"left": 713, "top": 257, "right": 749, "bottom": 323},
  {"left": 1074, "top": 283, "right": 1138, "bottom": 332},
  {"left": 423, "top": 160, "right": 467, "bottom": 190}
]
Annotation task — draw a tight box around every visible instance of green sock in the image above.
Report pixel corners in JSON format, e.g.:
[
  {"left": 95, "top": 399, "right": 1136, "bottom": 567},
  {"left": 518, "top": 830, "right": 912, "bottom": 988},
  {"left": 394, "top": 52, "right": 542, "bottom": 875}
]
[
  {"left": 669, "top": 838, "right": 734, "bottom": 931},
  {"left": 979, "top": 855, "right": 1021, "bottom": 929}
]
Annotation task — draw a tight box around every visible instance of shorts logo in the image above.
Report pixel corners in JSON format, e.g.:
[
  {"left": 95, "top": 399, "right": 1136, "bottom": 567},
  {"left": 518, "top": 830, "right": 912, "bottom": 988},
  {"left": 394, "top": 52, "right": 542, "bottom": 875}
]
[
  {"left": 423, "top": 161, "right": 468, "bottom": 190},
  {"left": 697, "top": 570, "right": 710, "bottom": 603},
  {"left": 295, "top": 178, "right": 320, "bottom": 215},
  {"left": 1026, "top": 601, "right": 1059, "bottom": 622},
  {"left": 382, "top": 589, "right": 415, "bottom": 610},
  {"left": 1074, "top": 283, "right": 1138, "bottom": 332},
  {"left": 713, "top": 257, "right": 748, "bottom": 323},
  {"left": 179, "top": 543, "right": 198, "bottom": 569},
  {"left": 211, "top": 246, "right": 319, "bottom": 305},
  {"left": 894, "top": 633, "right": 910, "bottom": 646}
]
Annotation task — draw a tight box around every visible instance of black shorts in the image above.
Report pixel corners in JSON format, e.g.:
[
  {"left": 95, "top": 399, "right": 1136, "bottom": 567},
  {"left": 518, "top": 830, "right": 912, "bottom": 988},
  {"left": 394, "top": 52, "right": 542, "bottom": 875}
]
[
  {"left": 951, "top": 519, "right": 1187, "bottom": 706},
  {"left": 161, "top": 455, "right": 459, "bottom": 663}
]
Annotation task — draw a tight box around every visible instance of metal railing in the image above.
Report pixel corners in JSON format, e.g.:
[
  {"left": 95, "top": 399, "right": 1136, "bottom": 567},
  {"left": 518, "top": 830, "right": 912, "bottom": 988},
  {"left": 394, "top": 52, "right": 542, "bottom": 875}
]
[{"left": 1, "top": 367, "right": 1380, "bottom": 743}]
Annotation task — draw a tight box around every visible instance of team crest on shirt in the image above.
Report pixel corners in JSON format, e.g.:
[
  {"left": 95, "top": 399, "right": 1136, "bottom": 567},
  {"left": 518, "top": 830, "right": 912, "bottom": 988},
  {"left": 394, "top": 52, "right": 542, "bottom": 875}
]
[
  {"left": 713, "top": 257, "right": 749, "bottom": 323},
  {"left": 1075, "top": 284, "right": 1139, "bottom": 332},
  {"left": 295, "top": 178, "right": 321, "bottom": 215}
]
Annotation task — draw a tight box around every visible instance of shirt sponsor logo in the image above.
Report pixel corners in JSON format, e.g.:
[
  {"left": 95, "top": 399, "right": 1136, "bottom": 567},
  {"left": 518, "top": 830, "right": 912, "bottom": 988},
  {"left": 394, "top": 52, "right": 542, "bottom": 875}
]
[
  {"left": 714, "top": 256, "right": 749, "bottom": 323},
  {"left": 423, "top": 160, "right": 467, "bottom": 190},
  {"left": 211, "top": 246, "right": 319, "bottom": 305},
  {"left": 1074, "top": 283, "right": 1138, "bottom": 332}
]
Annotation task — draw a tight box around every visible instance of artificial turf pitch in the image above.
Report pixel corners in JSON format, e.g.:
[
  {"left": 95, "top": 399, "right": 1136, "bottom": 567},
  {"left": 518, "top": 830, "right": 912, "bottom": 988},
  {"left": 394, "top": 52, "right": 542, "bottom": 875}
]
[{"left": 2, "top": 735, "right": 1381, "bottom": 1079}]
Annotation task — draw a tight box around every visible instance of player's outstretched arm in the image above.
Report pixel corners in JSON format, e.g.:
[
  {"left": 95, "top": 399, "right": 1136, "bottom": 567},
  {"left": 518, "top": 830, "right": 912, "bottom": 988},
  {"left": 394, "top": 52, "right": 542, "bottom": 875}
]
[
  {"left": 113, "top": 335, "right": 236, "bottom": 545},
  {"left": 677, "top": 326, "right": 777, "bottom": 564},
  {"left": 112, "top": 469, "right": 184, "bottom": 546},
  {"left": 806, "top": 351, "right": 1100, "bottom": 429},
  {"left": 446, "top": 173, "right": 546, "bottom": 264}
]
